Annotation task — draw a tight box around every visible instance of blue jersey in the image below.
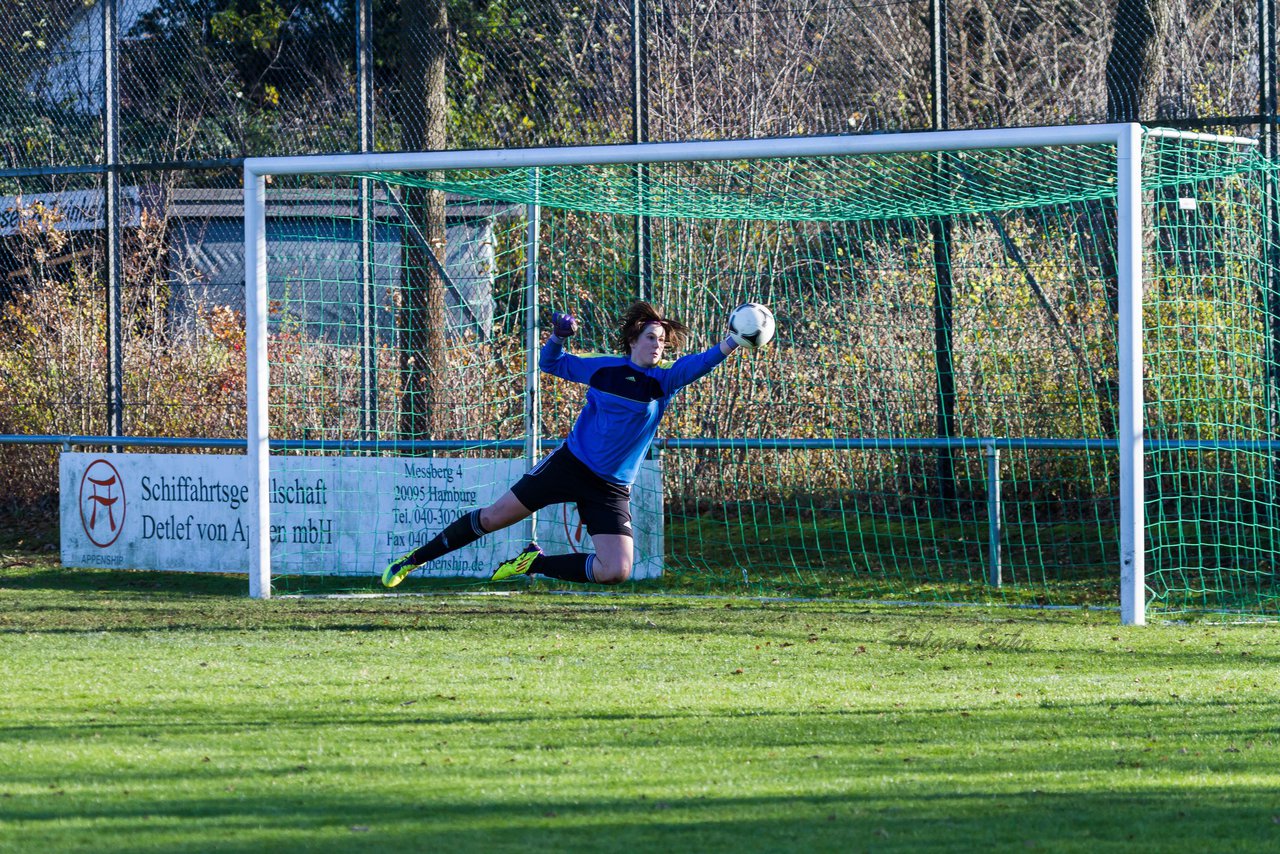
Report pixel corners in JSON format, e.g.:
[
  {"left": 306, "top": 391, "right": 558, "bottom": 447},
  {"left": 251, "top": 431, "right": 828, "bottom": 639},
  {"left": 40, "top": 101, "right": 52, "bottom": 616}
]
[{"left": 540, "top": 337, "right": 728, "bottom": 485}]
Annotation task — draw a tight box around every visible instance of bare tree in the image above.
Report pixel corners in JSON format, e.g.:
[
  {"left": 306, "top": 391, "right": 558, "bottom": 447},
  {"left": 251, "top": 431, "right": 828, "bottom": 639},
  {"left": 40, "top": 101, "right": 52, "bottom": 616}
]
[
  {"left": 950, "top": 0, "right": 1110, "bottom": 128},
  {"left": 648, "top": 0, "right": 841, "bottom": 140},
  {"left": 1155, "top": 0, "right": 1254, "bottom": 121}
]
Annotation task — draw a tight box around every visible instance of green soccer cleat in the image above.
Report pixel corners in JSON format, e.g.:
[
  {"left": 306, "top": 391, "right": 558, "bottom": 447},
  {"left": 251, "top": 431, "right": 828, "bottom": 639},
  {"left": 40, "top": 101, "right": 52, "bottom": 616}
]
[
  {"left": 381, "top": 552, "right": 420, "bottom": 588},
  {"left": 491, "top": 543, "right": 543, "bottom": 582}
]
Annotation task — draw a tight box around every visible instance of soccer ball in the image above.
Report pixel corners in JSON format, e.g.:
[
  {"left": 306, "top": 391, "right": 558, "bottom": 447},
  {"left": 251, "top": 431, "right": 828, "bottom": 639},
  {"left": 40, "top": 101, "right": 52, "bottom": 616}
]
[{"left": 728, "top": 303, "right": 776, "bottom": 350}]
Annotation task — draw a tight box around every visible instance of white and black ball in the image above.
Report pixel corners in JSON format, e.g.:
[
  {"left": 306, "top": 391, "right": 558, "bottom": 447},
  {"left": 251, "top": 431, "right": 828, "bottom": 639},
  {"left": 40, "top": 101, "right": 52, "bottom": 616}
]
[{"left": 728, "top": 303, "right": 776, "bottom": 350}]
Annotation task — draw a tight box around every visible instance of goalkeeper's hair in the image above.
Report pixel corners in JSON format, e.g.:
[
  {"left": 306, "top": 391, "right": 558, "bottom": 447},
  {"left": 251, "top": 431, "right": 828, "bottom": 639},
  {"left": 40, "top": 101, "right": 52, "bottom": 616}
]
[{"left": 615, "top": 301, "right": 690, "bottom": 354}]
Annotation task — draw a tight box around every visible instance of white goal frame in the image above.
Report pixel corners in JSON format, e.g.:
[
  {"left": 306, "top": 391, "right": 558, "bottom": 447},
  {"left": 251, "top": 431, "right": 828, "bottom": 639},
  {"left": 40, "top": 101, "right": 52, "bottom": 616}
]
[{"left": 243, "top": 123, "right": 1147, "bottom": 622}]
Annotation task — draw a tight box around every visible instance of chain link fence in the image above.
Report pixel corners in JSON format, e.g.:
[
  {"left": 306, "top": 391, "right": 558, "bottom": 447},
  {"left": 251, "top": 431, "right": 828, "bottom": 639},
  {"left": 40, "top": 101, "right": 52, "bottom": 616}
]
[
  {"left": 0, "top": 0, "right": 1276, "bottom": 512},
  {"left": 2, "top": 1, "right": 1270, "bottom": 170}
]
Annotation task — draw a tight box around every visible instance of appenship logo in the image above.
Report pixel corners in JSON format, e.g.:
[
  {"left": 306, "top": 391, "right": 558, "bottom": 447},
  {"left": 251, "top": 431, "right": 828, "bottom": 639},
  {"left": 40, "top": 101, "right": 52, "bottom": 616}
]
[{"left": 80, "top": 459, "right": 126, "bottom": 548}]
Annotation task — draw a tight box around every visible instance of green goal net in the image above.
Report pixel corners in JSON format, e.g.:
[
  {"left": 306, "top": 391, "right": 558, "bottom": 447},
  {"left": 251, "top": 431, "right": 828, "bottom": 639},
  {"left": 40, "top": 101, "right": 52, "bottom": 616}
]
[{"left": 247, "top": 127, "right": 1279, "bottom": 619}]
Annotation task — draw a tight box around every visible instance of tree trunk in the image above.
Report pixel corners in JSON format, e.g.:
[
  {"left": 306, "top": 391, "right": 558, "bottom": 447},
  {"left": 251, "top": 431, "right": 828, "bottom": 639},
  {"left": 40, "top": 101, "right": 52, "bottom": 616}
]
[
  {"left": 1105, "top": 0, "right": 1168, "bottom": 122},
  {"left": 398, "top": 0, "right": 449, "bottom": 440}
]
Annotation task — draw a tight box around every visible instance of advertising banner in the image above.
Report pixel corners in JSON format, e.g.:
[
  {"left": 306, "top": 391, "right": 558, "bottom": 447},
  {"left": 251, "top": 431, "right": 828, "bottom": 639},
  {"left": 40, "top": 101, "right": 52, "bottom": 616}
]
[{"left": 60, "top": 453, "right": 663, "bottom": 580}]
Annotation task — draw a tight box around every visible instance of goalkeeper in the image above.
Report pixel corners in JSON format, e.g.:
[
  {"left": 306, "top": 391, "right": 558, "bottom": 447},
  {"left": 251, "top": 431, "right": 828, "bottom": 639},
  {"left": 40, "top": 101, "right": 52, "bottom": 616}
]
[{"left": 382, "top": 301, "right": 741, "bottom": 587}]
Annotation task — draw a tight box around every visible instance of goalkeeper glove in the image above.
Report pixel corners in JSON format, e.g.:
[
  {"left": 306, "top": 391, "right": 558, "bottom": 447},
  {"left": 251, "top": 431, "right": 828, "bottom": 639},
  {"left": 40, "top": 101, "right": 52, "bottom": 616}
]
[{"left": 551, "top": 311, "right": 579, "bottom": 340}]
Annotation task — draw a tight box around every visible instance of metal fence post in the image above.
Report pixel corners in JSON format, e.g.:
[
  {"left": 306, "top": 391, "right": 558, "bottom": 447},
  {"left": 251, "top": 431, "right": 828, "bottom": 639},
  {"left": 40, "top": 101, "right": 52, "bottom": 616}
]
[
  {"left": 525, "top": 169, "right": 542, "bottom": 546},
  {"left": 931, "top": 0, "right": 956, "bottom": 504},
  {"left": 357, "top": 0, "right": 378, "bottom": 444},
  {"left": 103, "top": 0, "right": 123, "bottom": 442},
  {"left": 632, "top": 0, "right": 651, "bottom": 302},
  {"left": 984, "top": 441, "right": 1001, "bottom": 586},
  {"left": 1260, "top": 0, "right": 1279, "bottom": 524}
]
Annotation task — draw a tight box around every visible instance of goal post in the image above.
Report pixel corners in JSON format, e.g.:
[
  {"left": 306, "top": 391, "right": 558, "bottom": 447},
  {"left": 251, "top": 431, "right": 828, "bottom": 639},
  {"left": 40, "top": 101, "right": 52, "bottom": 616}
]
[
  {"left": 245, "top": 168, "right": 268, "bottom": 600},
  {"left": 242, "top": 123, "right": 1271, "bottom": 622},
  {"left": 1116, "top": 123, "right": 1143, "bottom": 625}
]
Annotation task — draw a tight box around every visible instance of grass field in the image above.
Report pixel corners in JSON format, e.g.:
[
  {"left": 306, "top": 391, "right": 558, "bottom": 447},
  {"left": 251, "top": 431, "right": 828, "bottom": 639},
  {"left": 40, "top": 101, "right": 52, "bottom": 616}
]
[{"left": 2, "top": 555, "right": 1279, "bottom": 853}]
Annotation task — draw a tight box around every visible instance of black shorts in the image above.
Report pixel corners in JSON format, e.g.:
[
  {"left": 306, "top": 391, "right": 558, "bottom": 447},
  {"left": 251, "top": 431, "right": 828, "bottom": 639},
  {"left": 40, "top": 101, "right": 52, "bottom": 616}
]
[{"left": 510, "top": 445, "right": 633, "bottom": 538}]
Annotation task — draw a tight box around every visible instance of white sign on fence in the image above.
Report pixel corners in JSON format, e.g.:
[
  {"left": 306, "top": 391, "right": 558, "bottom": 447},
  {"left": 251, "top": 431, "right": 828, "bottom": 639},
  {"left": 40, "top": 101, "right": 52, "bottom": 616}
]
[{"left": 60, "top": 452, "right": 664, "bottom": 580}]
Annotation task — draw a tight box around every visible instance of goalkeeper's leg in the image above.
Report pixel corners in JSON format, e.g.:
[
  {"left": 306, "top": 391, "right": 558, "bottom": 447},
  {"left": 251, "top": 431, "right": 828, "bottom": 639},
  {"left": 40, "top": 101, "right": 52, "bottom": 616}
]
[
  {"left": 492, "top": 464, "right": 635, "bottom": 584},
  {"left": 382, "top": 492, "right": 532, "bottom": 587},
  {"left": 490, "top": 491, "right": 634, "bottom": 585},
  {"left": 490, "top": 536, "right": 631, "bottom": 584}
]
